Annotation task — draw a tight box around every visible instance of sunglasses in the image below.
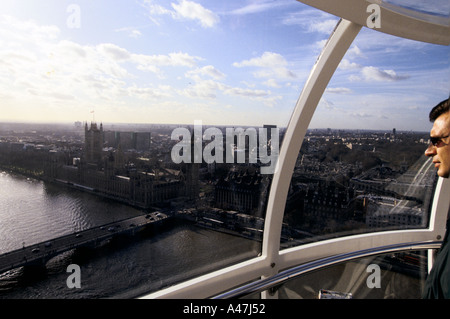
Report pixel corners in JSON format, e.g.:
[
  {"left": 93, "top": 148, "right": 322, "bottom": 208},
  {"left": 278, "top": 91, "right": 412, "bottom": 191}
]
[{"left": 430, "top": 135, "right": 450, "bottom": 147}]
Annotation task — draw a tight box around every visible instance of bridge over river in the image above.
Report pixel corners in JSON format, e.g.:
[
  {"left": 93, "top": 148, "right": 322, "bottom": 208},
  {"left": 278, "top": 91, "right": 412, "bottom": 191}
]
[{"left": 0, "top": 211, "right": 169, "bottom": 275}]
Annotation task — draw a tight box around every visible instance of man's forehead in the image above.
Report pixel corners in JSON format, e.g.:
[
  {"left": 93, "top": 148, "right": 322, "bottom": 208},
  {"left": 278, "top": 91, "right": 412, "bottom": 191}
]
[{"left": 431, "top": 111, "right": 450, "bottom": 136}]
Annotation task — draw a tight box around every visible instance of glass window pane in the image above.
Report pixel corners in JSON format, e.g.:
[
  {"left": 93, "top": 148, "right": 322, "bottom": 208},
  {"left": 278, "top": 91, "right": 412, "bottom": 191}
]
[
  {"left": 281, "top": 27, "right": 447, "bottom": 248},
  {"left": 276, "top": 250, "right": 431, "bottom": 299},
  {"left": 0, "top": 0, "right": 326, "bottom": 298},
  {"left": 382, "top": 0, "right": 450, "bottom": 18}
]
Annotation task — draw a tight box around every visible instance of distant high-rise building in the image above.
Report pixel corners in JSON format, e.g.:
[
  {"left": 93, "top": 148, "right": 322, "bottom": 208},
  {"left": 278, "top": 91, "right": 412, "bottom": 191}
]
[
  {"left": 134, "top": 132, "right": 151, "bottom": 151},
  {"left": 185, "top": 127, "right": 199, "bottom": 201},
  {"left": 103, "top": 131, "right": 151, "bottom": 151}
]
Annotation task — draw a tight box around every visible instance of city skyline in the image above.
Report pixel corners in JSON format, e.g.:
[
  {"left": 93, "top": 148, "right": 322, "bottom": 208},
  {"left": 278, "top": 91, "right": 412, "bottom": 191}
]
[{"left": 0, "top": 0, "right": 449, "bottom": 131}]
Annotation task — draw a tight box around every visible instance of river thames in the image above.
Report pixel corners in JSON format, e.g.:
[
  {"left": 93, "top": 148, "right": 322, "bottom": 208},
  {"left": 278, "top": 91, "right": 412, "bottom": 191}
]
[{"left": 0, "top": 171, "right": 259, "bottom": 298}]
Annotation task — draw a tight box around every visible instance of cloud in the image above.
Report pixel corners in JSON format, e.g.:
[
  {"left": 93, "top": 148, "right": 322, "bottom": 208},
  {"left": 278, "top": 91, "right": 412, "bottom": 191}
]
[
  {"left": 185, "top": 65, "right": 226, "bottom": 81},
  {"left": 0, "top": 14, "right": 209, "bottom": 115},
  {"left": 339, "top": 56, "right": 409, "bottom": 83},
  {"left": 129, "top": 30, "right": 143, "bottom": 38},
  {"left": 131, "top": 51, "right": 202, "bottom": 76},
  {"left": 233, "top": 52, "right": 285, "bottom": 68},
  {"left": 127, "top": 85, "right": 172, "bottom": 99},
  {"left": 263, "top": 79, "right": 281, "bottom": 88},
  {"left": 223, "top": 86, "right": 269, "bottom": 98},
  {"left": 144, "top": 0, "right": 219, "bottom": 28},
  {"left": 233, "top": 51, "right": 296, "bottom": 81},
  {"left": 180, "top": 77, "right": 271, "bottom": 101},
  {"left": 282, "top": 9, "right": 338, "bottom": 34},
  {"left": 144, "top": 0, "right": 173, "bottom": 15},
  {"left": 361, "top": 66, "right": 410, "bottom": 82},
  {"left": 27, "top": 89, "right": 75, "bottom": 101},
  {"left": 319, "top": 98, "right": 336, "bottom": 110},
  {"left": 325, "top": 87, "right": 352, "bottom": 94},
  {"left": 98, "top": 43, "right": 131, "bottom": 61},
  {"left": 172, "top": 0, "right": 219, "bottom": 28},
  {"left": 181, "top": 79, "right": 223, "bottom": 98},
  {"left": 0, "top": 14, "right": 60, "bottom": 43},
  {"left": 347, "top": 45, "right": 365, "bottom": 59},
  {"left": 308, "top": 19, "right": 338, "bottom": 34},
  {"left": 115, "top": 27, "right": 142, "bottom": 38},
  {"left": 230, "top": 0, "right": 292, "bottom": 15},
  {"left": 1, "top": 12, "right": 285, "bottom": 122},
  {"left": 350, "top": 112, "right": 375, "bottom": 119},
  {"left": 339, "top": 59, "right": 361, "bottom": 70},
  {"left": 57, "top": 40, "right": 87, "bottom": 58}
]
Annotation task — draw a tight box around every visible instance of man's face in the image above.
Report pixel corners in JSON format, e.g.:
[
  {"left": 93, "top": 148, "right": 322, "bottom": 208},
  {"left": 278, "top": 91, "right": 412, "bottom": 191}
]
[{"left": 425, "top": 111, "right": 450, "bottom": 178}]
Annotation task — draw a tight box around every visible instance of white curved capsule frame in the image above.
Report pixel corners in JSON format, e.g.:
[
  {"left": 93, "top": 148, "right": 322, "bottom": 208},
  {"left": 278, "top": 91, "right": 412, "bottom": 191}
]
[{"left": 299, "top": 0, "right": 450, "bottom": 45}]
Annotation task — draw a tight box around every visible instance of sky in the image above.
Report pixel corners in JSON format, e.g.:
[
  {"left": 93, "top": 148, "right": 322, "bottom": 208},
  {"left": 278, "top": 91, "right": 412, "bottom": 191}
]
[{"left": 0, "top": 0, "right": 448, "bottom": 131}]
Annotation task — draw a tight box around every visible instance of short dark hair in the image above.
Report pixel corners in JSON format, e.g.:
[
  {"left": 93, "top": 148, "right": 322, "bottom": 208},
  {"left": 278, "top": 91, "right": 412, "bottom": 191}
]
[{"left": 429, "top": 98, "right": 450, "bottom": 122}]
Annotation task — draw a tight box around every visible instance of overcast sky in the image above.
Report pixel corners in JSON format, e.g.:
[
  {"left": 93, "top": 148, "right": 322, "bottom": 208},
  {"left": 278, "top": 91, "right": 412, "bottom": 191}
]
[{"left": 0, "top": 0, "right": 448, "bottom": 131}]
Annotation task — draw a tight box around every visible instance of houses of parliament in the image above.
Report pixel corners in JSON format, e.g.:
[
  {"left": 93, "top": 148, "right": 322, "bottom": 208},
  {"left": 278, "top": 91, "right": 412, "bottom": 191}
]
[{"left": 44, "top": 122, "right": 199, "bottom": 209}]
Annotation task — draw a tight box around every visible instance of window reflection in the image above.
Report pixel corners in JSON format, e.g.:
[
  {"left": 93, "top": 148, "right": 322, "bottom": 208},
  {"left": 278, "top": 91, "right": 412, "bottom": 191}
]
[
  {"left": 0, "top": 122, "right": 278, "bottom": 296},
  {"left": 276, "top": 250, "right": 430, "bottom": 299},
  {"left": 382, "top": 0, "right": 450, "bottom": 17},
  {"left": 282, "top": 129, "right": 438, "bottom": 248}
]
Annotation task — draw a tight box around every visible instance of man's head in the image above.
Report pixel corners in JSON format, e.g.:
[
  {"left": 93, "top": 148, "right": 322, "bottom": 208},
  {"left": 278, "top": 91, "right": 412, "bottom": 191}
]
[{"left": 425, "top": 98, "right": 450, "bottom": 178}]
